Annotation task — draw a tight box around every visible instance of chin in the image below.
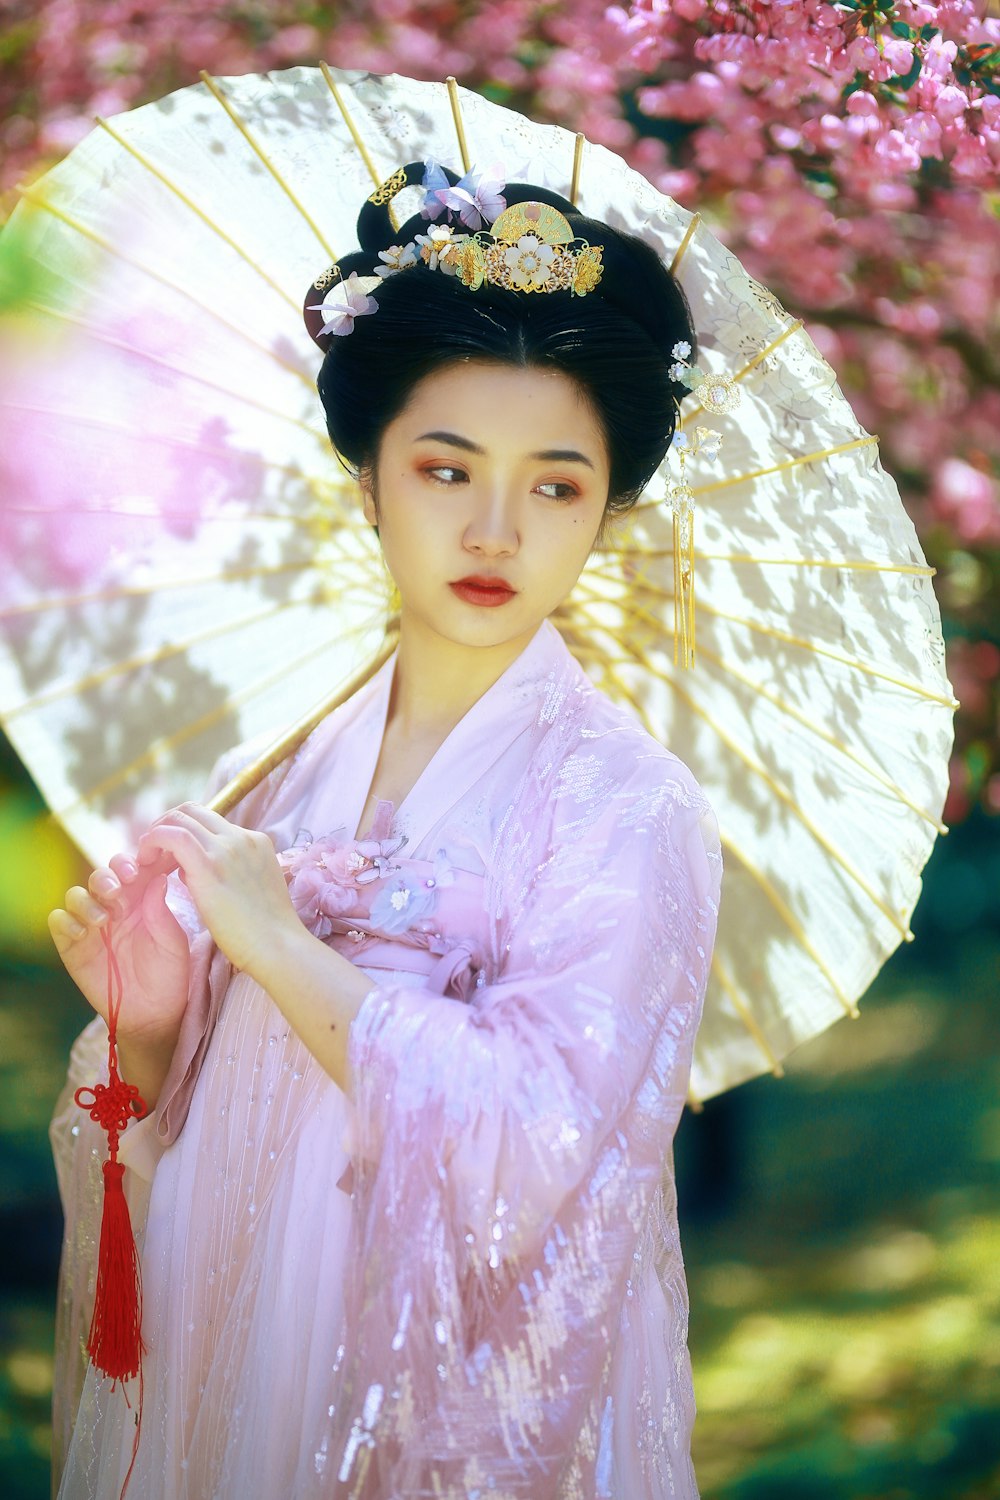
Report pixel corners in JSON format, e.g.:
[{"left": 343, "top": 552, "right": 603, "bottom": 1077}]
[{"left": 407, "top": 597, "right": 544, "bottom": 650}]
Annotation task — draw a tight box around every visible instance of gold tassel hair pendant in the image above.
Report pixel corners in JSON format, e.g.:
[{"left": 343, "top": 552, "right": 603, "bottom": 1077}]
[
  {"left": 666, "top": 341, "right": 741, "bottom": 669},
  {"left": 670, "top": 465, "right": 696, "bottom": 670}
]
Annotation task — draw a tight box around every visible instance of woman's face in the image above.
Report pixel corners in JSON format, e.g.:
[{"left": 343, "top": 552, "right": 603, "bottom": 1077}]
[{"left": 360, "top": 359, "right": 611, "bottom": 654}]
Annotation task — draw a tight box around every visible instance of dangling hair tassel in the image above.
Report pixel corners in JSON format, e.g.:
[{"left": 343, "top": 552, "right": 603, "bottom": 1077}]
[
  {"left": 665, "top": 339, "right": 741, "bottom": 670},
  {"left": 670, "top": 485, "right": 696, "bottom": 670}
]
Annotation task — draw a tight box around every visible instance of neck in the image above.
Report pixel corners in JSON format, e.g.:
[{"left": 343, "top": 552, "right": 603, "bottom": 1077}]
[{"left": 388, "top": 610, "right": 543, "bottom": 738}]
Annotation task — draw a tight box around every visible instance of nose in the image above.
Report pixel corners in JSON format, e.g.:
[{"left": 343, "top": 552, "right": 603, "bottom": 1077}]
[{"left": 462, "top": 483, "right": 519, "bottom": 557}]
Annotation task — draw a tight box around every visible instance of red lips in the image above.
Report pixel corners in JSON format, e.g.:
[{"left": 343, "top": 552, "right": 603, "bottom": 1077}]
[{"left": 449, "top": 575, "right": 517, "bottom": 607}]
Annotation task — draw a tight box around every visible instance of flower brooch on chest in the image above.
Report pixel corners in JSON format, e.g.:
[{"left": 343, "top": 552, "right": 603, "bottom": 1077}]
[{"left": 277, "top": 828, "right": 455, "bottom": 941}]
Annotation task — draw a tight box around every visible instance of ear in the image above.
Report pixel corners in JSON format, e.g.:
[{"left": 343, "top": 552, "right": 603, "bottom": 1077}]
[{"left": 358, "top": 471, "right": 378, "bottom": 528}]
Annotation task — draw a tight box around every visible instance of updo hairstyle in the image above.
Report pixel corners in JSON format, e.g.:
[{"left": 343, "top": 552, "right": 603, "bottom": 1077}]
[{"left": 314, "top": 162, "right": 698, "bottom": 517}]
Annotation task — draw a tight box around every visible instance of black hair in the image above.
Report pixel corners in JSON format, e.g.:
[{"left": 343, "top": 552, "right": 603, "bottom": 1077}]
[{"left": 314, "top": 163, "right": 697, "bottom": 517}]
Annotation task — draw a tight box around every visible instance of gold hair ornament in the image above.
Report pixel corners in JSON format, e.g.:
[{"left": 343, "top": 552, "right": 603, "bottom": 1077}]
[{"left": 383, "top": 202, "right": 604, "bottom": 297}]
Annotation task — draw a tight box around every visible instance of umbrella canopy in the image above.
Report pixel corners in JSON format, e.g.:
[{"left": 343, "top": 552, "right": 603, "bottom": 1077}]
[{"left": 0, "top": 64, "right": 955, "bottom": 1103}]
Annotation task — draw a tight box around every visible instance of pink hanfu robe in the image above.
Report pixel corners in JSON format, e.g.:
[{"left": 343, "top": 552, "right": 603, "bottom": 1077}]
[{"left": 50, "top": 616, "right": 722, "bottom": 1499}]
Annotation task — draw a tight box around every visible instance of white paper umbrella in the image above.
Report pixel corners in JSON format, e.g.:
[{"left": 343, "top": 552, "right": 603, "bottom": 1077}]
[{"left": 0, "top": 64, "right": 955, "bottom": 1103}]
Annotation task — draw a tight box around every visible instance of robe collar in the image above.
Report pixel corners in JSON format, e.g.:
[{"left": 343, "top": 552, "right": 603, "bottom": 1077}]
[{"left": 276, "top": 617, "right": 579, "bottom": 854}]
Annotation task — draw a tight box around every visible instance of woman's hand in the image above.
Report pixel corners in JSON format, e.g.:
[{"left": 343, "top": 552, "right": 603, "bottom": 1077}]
[
  {"left": 48, "top": 851, "right": 192, "bottom": 1047},
  {"left": 135, "top": 803, "right": 300, "bottom": 980}
]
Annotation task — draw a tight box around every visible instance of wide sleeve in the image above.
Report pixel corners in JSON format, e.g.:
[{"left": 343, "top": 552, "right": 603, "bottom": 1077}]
[
  {"left": 322, "top": 760, "right": 722, "bottom": 1497},
  {"left": 347, "top": 764, "right": 719, "bottom": 1269}
]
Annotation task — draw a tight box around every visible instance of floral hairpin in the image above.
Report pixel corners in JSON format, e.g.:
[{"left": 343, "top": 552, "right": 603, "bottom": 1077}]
[
  {"left": 419, "top": 159, "right": 507, "bottom": 233},
  {"left": 666, "top": 341, "right": 742, "bottom": 669},
  {"left": 307, "top": 271, "right": 380, "bottom": 339}
]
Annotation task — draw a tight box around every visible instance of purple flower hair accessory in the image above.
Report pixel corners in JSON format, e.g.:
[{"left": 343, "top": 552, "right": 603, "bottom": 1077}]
[
  {"left": 420, "top": 159, "right": 507, "bottom": 233},
  {"left": 306, "top": 271, "right": 379, "bottom": 337}
]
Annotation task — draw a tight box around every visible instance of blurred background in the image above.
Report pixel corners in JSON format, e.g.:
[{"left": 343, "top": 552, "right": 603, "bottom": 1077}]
[{"left": 1, "top": 2, "right": 998, "bottom": 1497}]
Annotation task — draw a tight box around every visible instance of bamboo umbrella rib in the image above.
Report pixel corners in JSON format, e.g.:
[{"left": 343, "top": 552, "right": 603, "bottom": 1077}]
[
  {"left": 570, "top": 134, "right": 585, "bottom": 203},
  {"left": 668, "top": 213, "right": 700, "bottom": 278},
  {"left": 579, "top": 588, "right": 945, "bottom": 835},
  {"left": 683, "top": 641, "right": 948, "bottom": 835},
  {"left": 445, "top": 78, "right": 472, "bottom": 172},
  {"left": 52, "top": 619, "right": 390, "bottom": 819},
  {"left": 198, "top": 72, "right": 338, "bottom": 262},
  {"left": 696, "top": 598, "right": 959, "bottom": 709},
  {"left": 1, "top": 424, "right": 355, "bottom": 533},
  {"left": 12, "top": 183, "right": 318, "bottom": 389},
  {"left": 2, "top": 584, "right": 384, "bottom": 716},
  {"left": 599, "top": 593, "right": 949, "bottom": 844},
  {"left": 711, "top": 952, "right": 786, "bottom": 1077},
  {"left": 623, "top": 548, "right": 935, "bottom": 577},
  {"left": 0, "top": 557, "right": 380, "bottom": 620},
  {"left": 3, "top": 491, "right": 372, "bottom": 533},
  {"left": 580, "top": 568, "right": 957, "bottom": 709},
  {"left": 318, "top": 64, "right": 401, "bottom": 235},
  {"left": 708, "top": 819, "right": 860, "bottom": 1017},
  {"left": 94, "top": 115, "right": 303, "bottom": 312},
  {"left": 208, "top": 636, "right": 398, "bottom": 817},
  {"left": 0, "top": 404, "right": 354, "bottom": 530},
  {"left": 574, "top": 588, "right": 914, "bottom": 938},
  {"left": 580, "top": 568, "right": 950, "bottom": 830},
  {"left": 20, "top": 299, "right": 332, "bottom": 442},
  {"left": 632, "top": 434, "right": 881, "bottom": 508},
  {"left": 2, "top": 394, "right": 328, "bottom": 458},
  {"left": 567, "top": 614, "right": 859, "bottom": 1016},
  {"left": 2, "top": 493, "right": 356, "bottom": 528},
  {"left": 637, "top": 641, "right": 913, "bottom": 939}
]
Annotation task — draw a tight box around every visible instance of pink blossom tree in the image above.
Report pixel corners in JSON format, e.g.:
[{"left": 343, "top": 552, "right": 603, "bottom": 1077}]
[{"left": 2, "top": 0, "right": 998, "bottom": 819}]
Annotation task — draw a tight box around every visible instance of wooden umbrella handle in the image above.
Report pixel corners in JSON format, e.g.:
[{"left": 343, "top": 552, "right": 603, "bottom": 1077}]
[{"left": 205, "top": 636, "right": 397, "bottom": 818}]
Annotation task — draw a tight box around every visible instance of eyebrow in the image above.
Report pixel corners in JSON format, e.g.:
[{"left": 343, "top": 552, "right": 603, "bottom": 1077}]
[{"left": 414, "top": 430, "right": 596, "bottom": 471}]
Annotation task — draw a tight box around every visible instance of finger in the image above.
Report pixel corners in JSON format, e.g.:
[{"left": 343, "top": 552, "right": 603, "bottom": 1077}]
[
  {"left": 88, "top": 866, "right": 126, "bottom": 910},
  {"left": 48, "top": 909, "right": 87, "bottom": 946},
  {"left": 109, "top": 852, "right": 139, "bottom": 883},
  {"left": 165, "top": 802, "right": 232, "bottom": 834},
  {"left": 65, "top": 885, "right": 111, "bottom": 927},
  {"left": 136, "top": 824, "right": 202, "bottom": 871},
  {"left": 149, "top": 806, "right": 227, "bottom": 851},
  {"left": 134, "top": 837, "right": 180, "bottom": 872}
]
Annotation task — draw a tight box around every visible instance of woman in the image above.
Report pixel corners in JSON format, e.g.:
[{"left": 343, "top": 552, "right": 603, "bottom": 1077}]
[{"left": 48, "top": 161, "right": 723, "bottom": 1499}]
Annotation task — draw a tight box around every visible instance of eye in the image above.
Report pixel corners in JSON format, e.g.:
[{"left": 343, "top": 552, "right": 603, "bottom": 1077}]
[
  {"left": 536, "top": 481, "right": 579, "bottom": 502},
  {"left": 423, "top": 465, "right": 467, "bottom": 485}
]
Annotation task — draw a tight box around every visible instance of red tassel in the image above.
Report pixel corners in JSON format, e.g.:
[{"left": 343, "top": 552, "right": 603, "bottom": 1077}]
[
  {"left": 74, "top": 924, "right": 147, "bottom": 1382},
  {"left": 85, "top": 1151, "right": 146, "bottom": 1380}
]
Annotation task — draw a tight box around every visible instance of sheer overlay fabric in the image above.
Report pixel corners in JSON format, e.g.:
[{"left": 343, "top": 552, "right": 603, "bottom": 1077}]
[{"left": 50, "top": 619, "right": 722, "bottom": 1498}]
